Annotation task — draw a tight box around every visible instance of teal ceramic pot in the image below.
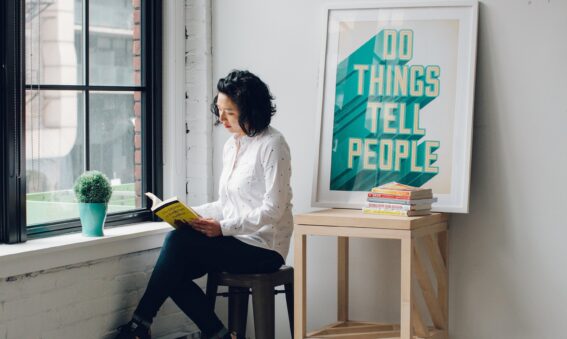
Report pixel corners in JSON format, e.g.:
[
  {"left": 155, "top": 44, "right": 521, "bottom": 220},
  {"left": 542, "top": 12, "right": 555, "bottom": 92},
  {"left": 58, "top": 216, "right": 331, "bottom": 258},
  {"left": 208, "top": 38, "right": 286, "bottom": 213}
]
[{"left": 79, "top": 203, "right": 107, "bottom": 237}]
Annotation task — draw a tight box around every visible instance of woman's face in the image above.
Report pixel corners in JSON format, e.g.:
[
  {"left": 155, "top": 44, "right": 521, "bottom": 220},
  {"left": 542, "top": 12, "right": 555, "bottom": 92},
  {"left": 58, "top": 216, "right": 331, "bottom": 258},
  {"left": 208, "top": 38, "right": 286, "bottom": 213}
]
[{"left": 217, "top": 92, "right": 245, "bottom": 136}]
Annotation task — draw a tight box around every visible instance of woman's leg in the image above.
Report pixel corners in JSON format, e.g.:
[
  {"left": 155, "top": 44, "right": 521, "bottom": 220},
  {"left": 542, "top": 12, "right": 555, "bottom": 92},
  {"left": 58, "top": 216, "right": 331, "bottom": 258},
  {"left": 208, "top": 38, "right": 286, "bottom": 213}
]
[
  {"left": 130, "top": 228, "right": 284, "bottom": 338},
  {"left": 167, "top": 236, "right": 285, "bottom": 338},
  {"left": 169, "top": 282, "right": 225, "bottom": 337},
  {"left": 213, "top": 237, "right": 285, "bottom": 275},
  {"left": 133, "top": 228, "right": 209, "bottom": 323}
]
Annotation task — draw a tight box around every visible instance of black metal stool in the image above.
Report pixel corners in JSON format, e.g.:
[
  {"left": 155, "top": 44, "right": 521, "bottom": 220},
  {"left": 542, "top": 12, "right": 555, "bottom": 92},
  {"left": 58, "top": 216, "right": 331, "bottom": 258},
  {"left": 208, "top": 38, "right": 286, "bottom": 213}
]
[{"left": 205, "top": 266, "right": 294, "bottom": 339}]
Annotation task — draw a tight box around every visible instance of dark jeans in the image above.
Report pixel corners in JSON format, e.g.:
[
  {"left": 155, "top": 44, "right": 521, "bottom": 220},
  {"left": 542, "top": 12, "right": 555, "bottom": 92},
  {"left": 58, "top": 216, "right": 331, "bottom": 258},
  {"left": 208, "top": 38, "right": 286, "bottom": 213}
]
[{"left": 134, "top": 227, "right": 285, "bottom": 337}]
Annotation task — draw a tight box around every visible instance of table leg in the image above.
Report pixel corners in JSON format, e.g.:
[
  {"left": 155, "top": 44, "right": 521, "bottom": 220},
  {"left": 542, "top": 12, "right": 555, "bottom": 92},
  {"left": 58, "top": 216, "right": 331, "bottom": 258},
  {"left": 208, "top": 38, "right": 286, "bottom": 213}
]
[
  {"left": 438, "top": 229, "right": 449, "bottom": 335},
  {"left": 338, "top": 237, "right": 349, "bottom": 322},
  {"left": 294, "top": 231, "right": 307, "bottom": 339},
  {"left": 400, "top": 236, "right": 414, "bottom": 339}
]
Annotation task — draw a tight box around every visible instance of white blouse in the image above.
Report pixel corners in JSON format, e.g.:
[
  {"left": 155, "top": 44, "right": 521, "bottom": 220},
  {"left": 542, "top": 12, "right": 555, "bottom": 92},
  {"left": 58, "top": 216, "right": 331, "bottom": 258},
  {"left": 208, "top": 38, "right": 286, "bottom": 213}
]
[{"left": 193, "top": 126, "right": 293, "bottom": 260}]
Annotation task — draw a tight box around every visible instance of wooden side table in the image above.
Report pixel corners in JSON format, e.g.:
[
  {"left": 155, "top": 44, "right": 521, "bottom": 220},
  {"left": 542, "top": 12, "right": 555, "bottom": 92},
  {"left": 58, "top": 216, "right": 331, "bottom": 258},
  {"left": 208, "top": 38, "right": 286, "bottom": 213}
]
[{"left": 293, "top": 209, "right": 449, "bottom": 339}]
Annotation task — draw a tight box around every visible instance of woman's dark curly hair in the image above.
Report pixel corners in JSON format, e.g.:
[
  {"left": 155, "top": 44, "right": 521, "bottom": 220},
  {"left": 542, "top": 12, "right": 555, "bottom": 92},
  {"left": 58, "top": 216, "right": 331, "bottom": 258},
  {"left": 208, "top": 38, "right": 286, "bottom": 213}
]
[{"left": 211, "top": 70, "right": 276, "bottom": 137}]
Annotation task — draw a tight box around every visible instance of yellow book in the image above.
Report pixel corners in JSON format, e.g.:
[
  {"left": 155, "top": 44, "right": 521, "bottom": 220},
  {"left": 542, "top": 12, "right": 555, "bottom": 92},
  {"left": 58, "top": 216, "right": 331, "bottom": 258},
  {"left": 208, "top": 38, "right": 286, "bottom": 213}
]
[{"left": 145, "top": 192, "right": 201, "bottom": 228}]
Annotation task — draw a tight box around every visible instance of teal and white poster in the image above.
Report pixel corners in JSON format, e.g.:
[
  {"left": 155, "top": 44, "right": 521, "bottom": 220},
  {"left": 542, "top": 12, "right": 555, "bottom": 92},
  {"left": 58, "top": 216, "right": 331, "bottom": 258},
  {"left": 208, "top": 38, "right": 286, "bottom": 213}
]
[{"left": 313, "top": 3, "right": 478, "bottom": 213}]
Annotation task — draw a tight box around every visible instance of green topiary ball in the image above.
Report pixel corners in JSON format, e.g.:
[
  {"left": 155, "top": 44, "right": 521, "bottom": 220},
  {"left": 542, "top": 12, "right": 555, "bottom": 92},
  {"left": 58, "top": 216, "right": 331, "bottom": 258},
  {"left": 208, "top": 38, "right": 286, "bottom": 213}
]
[{"left": 73, "top": 170, "right": 113, "bottom": 203}]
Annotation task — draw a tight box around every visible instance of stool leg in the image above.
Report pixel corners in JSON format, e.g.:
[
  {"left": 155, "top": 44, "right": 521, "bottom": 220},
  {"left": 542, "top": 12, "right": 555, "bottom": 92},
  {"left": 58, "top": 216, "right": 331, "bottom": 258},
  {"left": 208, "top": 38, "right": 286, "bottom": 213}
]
[
  {"left": 284, "top": 283, "right": 294, "bottom": 338},
  {"left": 205, "top": 273, "right": 219, "bottom": 310},
  {"left": 228, "top": 287, "right": 249, "bottom": 337},
  {"left": 252, "top": 282, "right": 275, "bottom": 339}
]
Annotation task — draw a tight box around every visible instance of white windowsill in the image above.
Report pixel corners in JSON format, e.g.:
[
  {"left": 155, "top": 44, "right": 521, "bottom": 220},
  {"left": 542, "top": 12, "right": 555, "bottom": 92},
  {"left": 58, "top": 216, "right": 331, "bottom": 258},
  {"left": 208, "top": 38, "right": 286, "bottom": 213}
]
[{"left": 0, "top": 222, "right": 172, "bottom": 279}]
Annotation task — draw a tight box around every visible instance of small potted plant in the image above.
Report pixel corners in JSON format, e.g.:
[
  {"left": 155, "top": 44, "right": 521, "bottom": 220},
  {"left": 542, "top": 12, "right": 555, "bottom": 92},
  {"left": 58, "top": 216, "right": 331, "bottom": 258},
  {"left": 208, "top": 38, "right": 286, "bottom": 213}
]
[{"left": 73, "top": 170, "right": 113, "bottom": 237}]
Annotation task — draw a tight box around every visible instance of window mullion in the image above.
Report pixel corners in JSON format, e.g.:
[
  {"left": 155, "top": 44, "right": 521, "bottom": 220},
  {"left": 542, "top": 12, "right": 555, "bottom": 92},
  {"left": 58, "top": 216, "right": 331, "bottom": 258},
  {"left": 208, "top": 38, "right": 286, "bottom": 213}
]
[
  {"left": 144, "top": 0, "right": 163, "bottom": 201},
  {"left": 85, "top": 90, "right": 90, "bottom": 171},
  {"left": 84, "top": 0, "right": 89, "bottom": 87},
  {"left": 1, "top": 0, "right": 26, "bottom": 243},
  {"left": 84, "top": 0, "right": 90, "bottom": 172}
]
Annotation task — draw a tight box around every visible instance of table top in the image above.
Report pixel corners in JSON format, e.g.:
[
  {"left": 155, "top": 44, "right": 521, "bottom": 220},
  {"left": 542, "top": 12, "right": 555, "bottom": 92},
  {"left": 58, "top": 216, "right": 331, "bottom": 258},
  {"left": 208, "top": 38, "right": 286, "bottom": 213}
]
[{"left": 295, "top": 208, "right": 448, "bottom": 230}]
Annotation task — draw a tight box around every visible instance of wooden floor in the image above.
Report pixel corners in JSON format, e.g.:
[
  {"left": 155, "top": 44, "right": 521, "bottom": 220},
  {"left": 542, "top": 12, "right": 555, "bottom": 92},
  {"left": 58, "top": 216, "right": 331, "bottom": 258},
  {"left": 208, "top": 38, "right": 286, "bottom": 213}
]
[{"left": 306, "top": 321, "right": 447, "bottom": 339}]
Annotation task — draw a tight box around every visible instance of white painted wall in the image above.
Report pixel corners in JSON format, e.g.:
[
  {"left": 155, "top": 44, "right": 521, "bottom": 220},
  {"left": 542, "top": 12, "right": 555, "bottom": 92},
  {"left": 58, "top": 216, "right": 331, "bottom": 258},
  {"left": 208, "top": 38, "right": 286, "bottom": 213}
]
[{"left": 211, "top": 0, "right": 567, "bottom": 338}]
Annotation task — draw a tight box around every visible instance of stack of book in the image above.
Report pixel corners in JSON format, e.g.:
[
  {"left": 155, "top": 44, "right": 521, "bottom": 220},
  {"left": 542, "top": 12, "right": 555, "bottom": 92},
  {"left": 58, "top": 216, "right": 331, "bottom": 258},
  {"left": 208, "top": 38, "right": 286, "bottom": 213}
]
[{"left": 363, "top": 182, "right": 437, "bottom": 217}]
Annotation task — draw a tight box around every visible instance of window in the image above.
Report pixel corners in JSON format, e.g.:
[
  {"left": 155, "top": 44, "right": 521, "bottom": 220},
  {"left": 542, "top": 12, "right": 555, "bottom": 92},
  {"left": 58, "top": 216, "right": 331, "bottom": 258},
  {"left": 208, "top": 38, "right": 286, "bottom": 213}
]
[{"left": 0, "top": 0, "right": 163, "bottom": 244}]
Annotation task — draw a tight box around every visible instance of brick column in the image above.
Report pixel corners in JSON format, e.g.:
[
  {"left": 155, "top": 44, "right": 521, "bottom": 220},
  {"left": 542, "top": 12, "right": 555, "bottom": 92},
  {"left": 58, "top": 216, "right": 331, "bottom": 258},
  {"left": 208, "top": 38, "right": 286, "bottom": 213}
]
[
  {"left": 185, "top": 0, "right": 214, "bottom": 205},
  {"left": 133, "top": 0, "right": 142, "bottom": 207}
]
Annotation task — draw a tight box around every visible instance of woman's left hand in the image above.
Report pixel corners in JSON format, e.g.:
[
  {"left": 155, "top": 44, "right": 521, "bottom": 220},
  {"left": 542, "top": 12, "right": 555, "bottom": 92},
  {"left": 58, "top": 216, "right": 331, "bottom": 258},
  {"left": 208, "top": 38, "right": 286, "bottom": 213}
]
[{"left": 191, "top": 218, "right": 222, "bottom": 237}]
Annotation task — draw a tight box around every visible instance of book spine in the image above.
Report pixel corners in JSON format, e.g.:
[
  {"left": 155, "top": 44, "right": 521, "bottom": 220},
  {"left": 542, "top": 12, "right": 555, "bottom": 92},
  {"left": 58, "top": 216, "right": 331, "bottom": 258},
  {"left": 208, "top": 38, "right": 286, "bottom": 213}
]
[
  {"left": 367, "top": 197, "right": 412, "bottom": 204},
  {"left": 367, "top": 197, "right": 438, "bottom": 205},
  {"left": 369, "top": 190, "right": 413, "bottom": 198},
  {"left": 368, "top": 192, "right": 420, "bottom": 199},
  {"left": 362, "top": 208, "right": 410, "bottom": 216},
  {"left": 366, "top": 202, "right": 411, "bottom": 211}
]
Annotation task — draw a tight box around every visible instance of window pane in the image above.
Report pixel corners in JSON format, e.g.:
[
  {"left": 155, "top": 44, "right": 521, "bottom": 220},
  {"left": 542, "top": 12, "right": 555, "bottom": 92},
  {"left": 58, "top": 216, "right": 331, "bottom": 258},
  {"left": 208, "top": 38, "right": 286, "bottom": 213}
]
[
  {"left": 89, "top": 0, "right": 141, "bottom": 86},
  {"left": 89, "top": 91, "right": 142, "bottom": 212},
  {"left": 25, "top": 0, "right": 84, "bottom": 85},
  {"left": 26, "top": 90, "right": 84, "bottom": 225}
]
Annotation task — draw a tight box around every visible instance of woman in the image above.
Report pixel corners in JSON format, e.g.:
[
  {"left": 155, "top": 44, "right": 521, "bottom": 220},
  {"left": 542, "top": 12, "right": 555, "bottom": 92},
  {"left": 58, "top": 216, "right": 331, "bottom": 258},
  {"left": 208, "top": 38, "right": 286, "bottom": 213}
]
[{"left": 115, "top": 70, "right": 293, "bottom": 339}]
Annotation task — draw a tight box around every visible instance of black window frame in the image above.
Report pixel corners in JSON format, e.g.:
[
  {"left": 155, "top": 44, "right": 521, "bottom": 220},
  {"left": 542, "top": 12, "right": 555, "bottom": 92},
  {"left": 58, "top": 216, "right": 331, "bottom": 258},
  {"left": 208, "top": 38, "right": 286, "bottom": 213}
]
[{"left": 0, "top": 0, "right": 163, "bottom": 244}]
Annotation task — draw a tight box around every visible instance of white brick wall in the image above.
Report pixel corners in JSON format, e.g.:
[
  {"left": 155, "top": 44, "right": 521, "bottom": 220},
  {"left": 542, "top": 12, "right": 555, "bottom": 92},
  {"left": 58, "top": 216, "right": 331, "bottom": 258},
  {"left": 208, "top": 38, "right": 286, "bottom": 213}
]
[
  {"left": 185, "top": 0, "right": 214, "bottom": 206},
  {"left": 0, "top": 250, "right": 203, "bottom": 339}
]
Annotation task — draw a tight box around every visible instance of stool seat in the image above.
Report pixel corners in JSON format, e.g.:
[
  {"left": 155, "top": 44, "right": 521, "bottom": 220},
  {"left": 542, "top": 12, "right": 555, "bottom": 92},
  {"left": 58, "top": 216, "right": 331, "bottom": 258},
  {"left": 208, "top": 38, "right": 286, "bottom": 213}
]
[
  {"left": 206, "top": 266, "right": 294, "bottom": 339},
  {"left": 213, "top": 265, "right": 294, "bottom": 287}
]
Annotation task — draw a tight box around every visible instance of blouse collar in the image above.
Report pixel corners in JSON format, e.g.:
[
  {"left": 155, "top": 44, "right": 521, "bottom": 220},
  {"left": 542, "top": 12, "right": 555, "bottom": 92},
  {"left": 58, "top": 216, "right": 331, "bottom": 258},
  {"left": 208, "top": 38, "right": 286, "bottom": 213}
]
[{"left": 232, "top": 127, "right": 270, "bottom": 146}]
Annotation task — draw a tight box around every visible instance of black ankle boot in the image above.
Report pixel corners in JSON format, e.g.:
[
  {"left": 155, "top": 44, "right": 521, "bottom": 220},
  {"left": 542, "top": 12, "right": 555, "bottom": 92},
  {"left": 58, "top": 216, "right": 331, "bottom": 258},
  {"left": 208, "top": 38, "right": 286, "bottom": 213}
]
[
  {"left": 114, "top": 320, "right": 151, "bottom": 339},
  {"left": 221, "top": 332, "right": 245, "bottom": 339}
]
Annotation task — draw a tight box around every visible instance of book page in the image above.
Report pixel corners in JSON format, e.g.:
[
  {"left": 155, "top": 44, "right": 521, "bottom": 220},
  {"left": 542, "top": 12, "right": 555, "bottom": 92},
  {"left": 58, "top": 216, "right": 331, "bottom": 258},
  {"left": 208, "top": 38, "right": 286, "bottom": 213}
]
[{"left": 145, "top": 192, "right": 163, "bottom": 211}]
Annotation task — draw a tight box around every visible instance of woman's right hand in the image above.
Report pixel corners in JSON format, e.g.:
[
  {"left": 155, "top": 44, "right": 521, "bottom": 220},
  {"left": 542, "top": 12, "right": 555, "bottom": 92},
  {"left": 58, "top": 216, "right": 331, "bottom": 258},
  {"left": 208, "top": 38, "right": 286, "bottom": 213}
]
[{"left": 190, "top": 217, "right": 223, "bottom": 237}]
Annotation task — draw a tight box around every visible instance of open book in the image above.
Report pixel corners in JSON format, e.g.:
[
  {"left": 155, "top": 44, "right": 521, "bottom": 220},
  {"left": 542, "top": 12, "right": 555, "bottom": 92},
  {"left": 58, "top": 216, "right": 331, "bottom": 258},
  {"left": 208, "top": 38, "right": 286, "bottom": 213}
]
[{"left": 145, "top": 192, "right": 201, "bottom": 228}]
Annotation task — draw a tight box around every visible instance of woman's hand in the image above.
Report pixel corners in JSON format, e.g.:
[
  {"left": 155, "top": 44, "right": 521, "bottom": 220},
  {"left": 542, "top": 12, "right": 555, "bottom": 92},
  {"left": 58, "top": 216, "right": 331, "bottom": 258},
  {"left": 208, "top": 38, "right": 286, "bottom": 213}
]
[{"left": 191, "top": 218, "right": 222, "bottom": 237}]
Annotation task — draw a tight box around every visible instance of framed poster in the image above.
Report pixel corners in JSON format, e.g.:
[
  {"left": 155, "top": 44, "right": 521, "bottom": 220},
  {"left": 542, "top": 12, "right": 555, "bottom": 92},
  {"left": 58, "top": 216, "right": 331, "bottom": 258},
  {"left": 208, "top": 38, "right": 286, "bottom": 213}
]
[{"left": 312, "top": 1, "right": 478, "bottom": 213}]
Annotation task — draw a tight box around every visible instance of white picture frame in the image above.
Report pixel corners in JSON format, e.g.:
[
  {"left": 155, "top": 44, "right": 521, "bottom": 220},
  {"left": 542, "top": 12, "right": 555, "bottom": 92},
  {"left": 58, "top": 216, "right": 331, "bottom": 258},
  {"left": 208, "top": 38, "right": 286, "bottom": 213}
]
[{"left": 312, "top": 0, "right": 478, "bottom": 213}]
